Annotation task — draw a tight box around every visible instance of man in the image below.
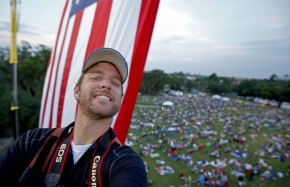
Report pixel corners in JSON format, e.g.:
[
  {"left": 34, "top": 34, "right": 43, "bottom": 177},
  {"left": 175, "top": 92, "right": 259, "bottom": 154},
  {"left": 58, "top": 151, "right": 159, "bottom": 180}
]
[{"left": 0, "top": 48, "right": 147, "bottom": 187}]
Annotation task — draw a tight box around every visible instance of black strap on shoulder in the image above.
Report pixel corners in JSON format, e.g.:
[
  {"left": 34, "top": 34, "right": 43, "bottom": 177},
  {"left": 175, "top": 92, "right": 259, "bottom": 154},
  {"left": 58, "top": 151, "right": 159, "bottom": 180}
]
[
  {"left": 21, "top": 128, "right": 122, "bottom": 187},
  {"left": 29, "top": 128, "right": 64, "bottom": 172},
  {"left": 19, "top": 128, "right": 65, "bottom": 186},
  {"left": 97, "top": 136, "right": 122, "bottom": 187}
]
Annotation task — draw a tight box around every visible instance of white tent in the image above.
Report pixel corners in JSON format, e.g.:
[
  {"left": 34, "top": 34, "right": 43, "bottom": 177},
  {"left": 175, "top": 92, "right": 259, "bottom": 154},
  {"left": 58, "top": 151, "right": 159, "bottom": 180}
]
[
  {"left": 222, "top": 97, "right": 230, "bottom": 102},
  {"left": 162, "top": 101, "right": 173, "bottom": 107},
  {"left": 212, "top": 95, "right": 221, "bottom": 100},
  {"left": 281, "top": 102, "right": 290, "bottom": 109}
]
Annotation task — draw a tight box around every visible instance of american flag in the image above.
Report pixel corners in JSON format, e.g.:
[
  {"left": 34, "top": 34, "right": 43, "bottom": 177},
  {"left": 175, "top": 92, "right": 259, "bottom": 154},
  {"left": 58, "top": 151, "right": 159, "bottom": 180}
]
[{"left": 39, "top": 0, "right": 160, "bottom": 143}]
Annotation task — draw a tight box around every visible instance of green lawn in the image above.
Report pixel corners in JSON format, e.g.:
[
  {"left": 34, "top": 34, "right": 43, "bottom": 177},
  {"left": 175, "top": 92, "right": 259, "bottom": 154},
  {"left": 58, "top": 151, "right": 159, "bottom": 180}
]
[{"left": 129, "top": 95, "right": 290, "bottom": 187}]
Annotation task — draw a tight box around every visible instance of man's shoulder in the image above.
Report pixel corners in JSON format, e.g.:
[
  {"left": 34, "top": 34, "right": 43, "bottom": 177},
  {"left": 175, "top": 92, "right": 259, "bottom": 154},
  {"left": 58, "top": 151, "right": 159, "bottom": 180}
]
[
  {"left": 112, "top": 145, "right": 137, "bottom": 155},
  {"left": 108, "top": 129, "right": 137, "bottom": 156},
  {"left": 27, "top": 127, "right": 55, "bottom": 134},
  {"left": 103, "top": 145, "right": 147, "bottom": 186},
  {"left": 20, "top": 128, "right": 60, "bottom": 150},
  {"left": 24, "top": 128, "right": 56, "bottom": 141},
  {"left": 108, "top": 144, "right": 143, "bottom": 165}
]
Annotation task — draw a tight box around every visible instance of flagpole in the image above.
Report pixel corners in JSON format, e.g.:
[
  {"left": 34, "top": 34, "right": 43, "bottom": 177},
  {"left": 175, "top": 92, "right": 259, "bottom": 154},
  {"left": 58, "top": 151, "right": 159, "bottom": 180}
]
[{"left": 10, "top": 0, "right": 19, "bottom": 139}]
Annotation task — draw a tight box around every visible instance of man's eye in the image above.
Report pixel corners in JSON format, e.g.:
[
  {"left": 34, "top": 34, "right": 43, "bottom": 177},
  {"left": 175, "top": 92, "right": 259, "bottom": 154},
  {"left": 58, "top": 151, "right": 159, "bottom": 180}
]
[
  {"left": 112, "top": 81, "right": 120, "bottom": 87},
  {"left": 92, "top": 76, "right": 101, "bottom": 81}
]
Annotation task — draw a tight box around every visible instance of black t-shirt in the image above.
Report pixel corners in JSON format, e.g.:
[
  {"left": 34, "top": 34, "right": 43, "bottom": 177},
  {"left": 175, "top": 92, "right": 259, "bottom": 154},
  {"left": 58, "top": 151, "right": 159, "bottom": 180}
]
[{"left": 0, "top": 124, "right": 147, "bottom": 187}]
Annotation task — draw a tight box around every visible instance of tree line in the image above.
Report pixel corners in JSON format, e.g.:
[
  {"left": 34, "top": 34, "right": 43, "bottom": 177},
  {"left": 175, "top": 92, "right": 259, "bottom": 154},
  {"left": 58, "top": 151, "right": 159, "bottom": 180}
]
[
  {"left": 0, "top": 44, "right": 289, "bottom": 137},
  {"left": 0, "top": 43, "right": 50, "bottom": 137},
  {"left": 140, "top": 70, "right": 290, "bottom": 102}
]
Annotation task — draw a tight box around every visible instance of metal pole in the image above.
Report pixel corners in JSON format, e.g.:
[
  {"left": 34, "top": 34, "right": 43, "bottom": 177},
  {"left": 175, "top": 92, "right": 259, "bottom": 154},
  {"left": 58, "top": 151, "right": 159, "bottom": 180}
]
[{"left": 10, "top": 0, "right": 19, "bottom": 139}]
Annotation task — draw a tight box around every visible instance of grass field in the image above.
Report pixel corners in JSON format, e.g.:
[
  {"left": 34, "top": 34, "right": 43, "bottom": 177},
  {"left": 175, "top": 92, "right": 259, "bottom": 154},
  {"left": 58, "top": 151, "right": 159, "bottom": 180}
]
[{"left": 128, "top": 95, "right": 290, "bottom": 187}]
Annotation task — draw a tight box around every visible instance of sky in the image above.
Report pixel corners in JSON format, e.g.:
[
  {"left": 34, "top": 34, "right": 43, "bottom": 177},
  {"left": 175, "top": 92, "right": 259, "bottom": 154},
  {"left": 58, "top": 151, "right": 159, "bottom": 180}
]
[{"left": 1, "top": 0, "right": 290, "bottom": 79}]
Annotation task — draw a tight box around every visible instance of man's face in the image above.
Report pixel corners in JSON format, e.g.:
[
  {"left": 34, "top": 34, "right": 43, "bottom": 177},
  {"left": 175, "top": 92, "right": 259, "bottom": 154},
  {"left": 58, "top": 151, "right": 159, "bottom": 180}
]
[{"left": 75, "top": 62, "right": 123, "bottom": 120}]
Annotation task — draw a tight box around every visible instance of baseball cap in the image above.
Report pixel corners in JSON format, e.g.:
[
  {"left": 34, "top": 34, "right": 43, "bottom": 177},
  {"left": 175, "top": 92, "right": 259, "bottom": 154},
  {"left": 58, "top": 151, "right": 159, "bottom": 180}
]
[{"left": 82, "top": 48, "right": 128, "bottom": 83}]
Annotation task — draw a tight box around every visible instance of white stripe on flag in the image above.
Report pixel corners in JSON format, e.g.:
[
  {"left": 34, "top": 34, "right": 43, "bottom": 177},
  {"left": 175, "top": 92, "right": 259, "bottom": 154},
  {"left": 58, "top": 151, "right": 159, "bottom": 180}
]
[
  {"left": 40, "top": 0, "right": 72, "bottom": 128},
  {"left": 105, "top": 0, "right": 142, "bottom": 128},
  {"left": 62, "top": 3, "right": 97, "bottom": 126},
  {"left": 39, "top": 0, "right": 160, "bottom": 143},
  {"left": 51, "top": 12, "right": 75, "bottom": 128},
  {"left": 50, "top": 3, "right": 74, "bottom": 128}
]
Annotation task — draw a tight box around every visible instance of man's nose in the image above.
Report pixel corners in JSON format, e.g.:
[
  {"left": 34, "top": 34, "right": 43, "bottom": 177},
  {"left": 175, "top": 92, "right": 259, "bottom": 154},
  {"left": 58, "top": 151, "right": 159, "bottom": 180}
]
[{"left": 99, "top": 79, "right": 111, "bottom": 89}]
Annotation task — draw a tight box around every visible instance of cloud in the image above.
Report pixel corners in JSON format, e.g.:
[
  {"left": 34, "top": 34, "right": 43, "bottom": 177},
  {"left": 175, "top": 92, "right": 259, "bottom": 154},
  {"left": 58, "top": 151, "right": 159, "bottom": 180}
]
[
  {"left": 1, "top": 0, "right": 289, "bottom": 79},
  {"left": 0, "top": 20, "right": 12, "bottom": 46},
  {"left": 0, "top": 19, "right": 56, "bottom": 47},
  {"left": 20, "top": 23, "right": 43, "bottom": 36},
  {"left": 0, "top": 19, "right": 10, "bottom": 30},
  {"left": 243, "top": 38, "right": 290, "bottom": 49},
  {"left": 153, "top": 0, "right": 199, "bottom": 41}
]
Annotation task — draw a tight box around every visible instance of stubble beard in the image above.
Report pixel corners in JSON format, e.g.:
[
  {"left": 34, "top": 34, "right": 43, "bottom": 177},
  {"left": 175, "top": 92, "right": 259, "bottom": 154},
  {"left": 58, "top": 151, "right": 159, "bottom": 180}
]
[{"left": 77, "top": 93, "right": 120, "bottom": 120}]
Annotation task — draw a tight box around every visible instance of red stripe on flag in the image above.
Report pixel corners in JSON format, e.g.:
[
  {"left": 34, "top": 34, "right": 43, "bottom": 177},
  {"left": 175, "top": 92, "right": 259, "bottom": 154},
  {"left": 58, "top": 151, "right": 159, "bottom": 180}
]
[
  {"left": 48, "top": 9, "right": 75, "bottom": 129},
  {"left": 114, "top": 0, "right": 160, "bottom": 143},
  {"left": 85, "top": 0, "right": 112, "bottom": 57},
  {"left": 74, "top": 0, "right": 113, "bottom": 117},
  {"left": 46, "top": 11, "right": 72, "bottom": 128},
  {"left": 56, "top": 11, "right": 84, "bottom": 128},
  {"left": 40, "top": 0, "right": 69, "bottom": 128}
]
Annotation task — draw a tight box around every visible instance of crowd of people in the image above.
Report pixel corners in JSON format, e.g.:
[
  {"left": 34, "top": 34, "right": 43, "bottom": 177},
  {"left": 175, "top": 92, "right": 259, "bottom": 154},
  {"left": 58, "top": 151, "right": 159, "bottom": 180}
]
[{"left": 127, "top": 93, "right": 290, "bottom": 186}]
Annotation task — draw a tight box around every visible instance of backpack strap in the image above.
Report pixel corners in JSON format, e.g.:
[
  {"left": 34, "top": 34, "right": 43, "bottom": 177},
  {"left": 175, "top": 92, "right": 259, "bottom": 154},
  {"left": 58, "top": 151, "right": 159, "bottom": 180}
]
[
  {"left": 29, "top": 128, "right": 64, "bottom": 172},
  {"left": 22, "top": 128, "right": 121, "bottom": 187},
  {"left": 97, "top": 136, "right": 122, "bottom": 187},
  {"left": 112, "top": 136, "right": 122, "bottom": 146},
  {"left": 19, "top": 128, "right": 65, "bottom": 186}
]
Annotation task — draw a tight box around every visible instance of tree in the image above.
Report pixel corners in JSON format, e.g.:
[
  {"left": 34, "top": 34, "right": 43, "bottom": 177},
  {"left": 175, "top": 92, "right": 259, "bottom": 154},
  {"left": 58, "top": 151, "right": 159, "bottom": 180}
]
[
  {"left": 0, "top": 47, "right": 14, "bottom": 136},
  {"left": 0, "top": 43, "right": 50, "bottom": 137},
  {"left": 167, "top": 72, "right": 187, "bottom": 91},
  {"left": 208, "top": 73, "right": 219, "bottom": 82},
  {"left": 140, "top": 69, "right": 168, "bottom": 95}
]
